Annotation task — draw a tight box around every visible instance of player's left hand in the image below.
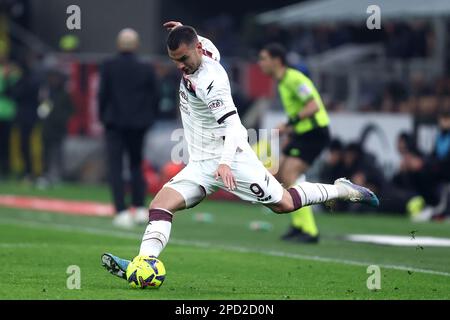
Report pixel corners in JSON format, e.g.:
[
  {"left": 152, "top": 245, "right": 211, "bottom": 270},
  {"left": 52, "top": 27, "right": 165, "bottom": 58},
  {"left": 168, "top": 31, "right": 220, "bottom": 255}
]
[{"left": 214, "top": 164, "right": 236, "bottom": 191}]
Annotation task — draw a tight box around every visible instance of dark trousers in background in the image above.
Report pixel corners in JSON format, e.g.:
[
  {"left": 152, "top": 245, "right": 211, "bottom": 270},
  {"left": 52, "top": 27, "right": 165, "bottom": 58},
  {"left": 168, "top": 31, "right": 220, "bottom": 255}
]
[
  {"left": 19, "top": 123, "right": 35, "bottom": 177},
  {"left": 412, "top": 171, "right": 441, "bottom": 206},
  {"left": 0, "top": 121, "right": 12, "bottom": 176},
  {"left": 105, "top": 127, "right": 147, "bottom": 213},
  {"left": 42, "top": 135, "right": 64, "bottom": 182}
]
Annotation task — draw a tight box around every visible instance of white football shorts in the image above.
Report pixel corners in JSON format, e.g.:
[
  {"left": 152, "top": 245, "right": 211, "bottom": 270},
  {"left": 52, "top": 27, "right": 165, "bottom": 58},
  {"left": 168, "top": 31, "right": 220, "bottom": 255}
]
[{"left": 164, "top": 148, "right": 284, "bottom": 208}]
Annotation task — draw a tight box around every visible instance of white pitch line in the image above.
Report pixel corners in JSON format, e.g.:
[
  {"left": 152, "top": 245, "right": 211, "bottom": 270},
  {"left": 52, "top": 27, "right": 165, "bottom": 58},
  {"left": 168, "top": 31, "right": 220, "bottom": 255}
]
[
  {"left": 1, "top": 217, "right": 450, "bottom": 278},
  {"left": 0, "top": 243, "right": 49, "bottom": 248},
  {"left": 169, "top": 239, "right": 450, "bottom": 278}
]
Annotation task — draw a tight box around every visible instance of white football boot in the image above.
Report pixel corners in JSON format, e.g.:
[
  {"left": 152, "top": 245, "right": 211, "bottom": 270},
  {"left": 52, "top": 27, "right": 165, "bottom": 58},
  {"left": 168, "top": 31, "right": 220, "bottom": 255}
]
[{"left": 334, "top": 178, "right": 380, "bottom": 207}]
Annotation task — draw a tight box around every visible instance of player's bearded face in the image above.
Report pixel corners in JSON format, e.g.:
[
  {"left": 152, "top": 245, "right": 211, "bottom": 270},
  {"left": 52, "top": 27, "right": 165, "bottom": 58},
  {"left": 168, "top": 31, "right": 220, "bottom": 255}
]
[{"left": 168, "top": 42, "right": 203, "bottom": 75}]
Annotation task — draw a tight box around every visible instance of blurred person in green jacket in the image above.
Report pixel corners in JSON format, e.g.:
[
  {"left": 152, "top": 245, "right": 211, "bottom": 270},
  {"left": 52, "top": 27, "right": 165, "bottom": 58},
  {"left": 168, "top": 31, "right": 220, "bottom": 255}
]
[{"left": 0, "top": 45, "right": 21, "bottom": 178}]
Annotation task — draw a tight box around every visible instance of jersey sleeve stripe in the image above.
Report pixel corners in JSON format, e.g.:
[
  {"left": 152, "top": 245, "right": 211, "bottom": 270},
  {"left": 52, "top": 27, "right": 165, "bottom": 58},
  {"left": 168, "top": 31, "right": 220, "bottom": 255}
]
[
  {"left": 202, "top": 49, "right": 213, "bottom": 58},
  {"left": 217, "top": 110, "right": 237, "bottom": 124}
]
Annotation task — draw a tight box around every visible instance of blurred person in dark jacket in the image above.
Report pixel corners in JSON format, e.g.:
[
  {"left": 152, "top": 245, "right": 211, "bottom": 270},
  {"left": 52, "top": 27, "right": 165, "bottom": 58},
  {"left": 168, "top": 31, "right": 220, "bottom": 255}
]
[
  {"left": 36, "top": 69, "right": 74, "bottom": 187},
  {"left": 392, "top": 131, "right": 423, "bottom": 192},
  {"left": 11, "top": 52, "right": 42, "bottom": 181},
  {"left": 408, "top": 108, "right": 450, "bottom": 221},
  {"left": 318, "top": 139, "right": 348, "bottom": 212},
  {"left": 98, "top": 28, "right": 159, "bottom": 228},
  {"left": 342, "top": 142, "right": 416, "bottom": 214},
  {"left": 336, "top": 142, "right": 375, "bottom": 212},
  {"left": 319, "top": 138, "right": 344, "bottom": 183}
]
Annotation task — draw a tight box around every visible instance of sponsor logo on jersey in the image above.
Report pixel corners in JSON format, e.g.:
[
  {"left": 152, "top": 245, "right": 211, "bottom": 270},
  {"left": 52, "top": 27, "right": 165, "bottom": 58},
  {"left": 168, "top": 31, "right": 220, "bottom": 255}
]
[
  {"left": 179, "top": 90, "right": 188, "bottom": 103},
  {"left": 208, "top": 99, "right": 223, "bottom": 110},
  {"left": 182, "top": 77, "right": 197, "bottom": 97},
  {"left": 179, "top": 103, "right": 190, "bottom": 115},
  {"left": 179, "top": 90, "right": 190, "bottom": 115}
]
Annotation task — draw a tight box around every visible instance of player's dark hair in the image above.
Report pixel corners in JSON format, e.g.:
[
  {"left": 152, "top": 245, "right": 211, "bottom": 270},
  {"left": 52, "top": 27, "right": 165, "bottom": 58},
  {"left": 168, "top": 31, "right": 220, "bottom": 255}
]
[
  {"left": 167, "top": 26, "right": 198, "bottom": 51},
  {"left": 263, "top": 43, "right": 287, "bottom": 66}
]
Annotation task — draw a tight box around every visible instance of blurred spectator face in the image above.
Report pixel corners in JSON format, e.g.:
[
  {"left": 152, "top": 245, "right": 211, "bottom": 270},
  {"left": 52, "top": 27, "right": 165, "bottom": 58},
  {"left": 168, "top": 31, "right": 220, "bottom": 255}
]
[
  {"left": 397, "top": 134, "right": 410, "bottom": 156},
  {"left": 343, "top": 143, "right": 361, "bottom": 168},
  {"left": 327, "top": 139, "right": 343, "bottom": 165},
  {"left": 398, "top": 100, "right": 412, "bottom": 113},
  {"left": 417, "top": 95, "right": 438, "bottom": 115},
  {"left": 409, "top": 72, "right": 425, "bottom": 95},
  {"left": 327, "top": 149, "right": 342, "bottom": 166},
  {"left": 167, "top": 41, "right": 203, "bottom": 75},
  {"left": 438, "top": 112, "right": 450, "bottom": 131},
  {"left": 258, "top": 49, "right": 277, "bottom": 77},
  {"left": 343, "top": 150, "right": 357, "bottom": 168}
]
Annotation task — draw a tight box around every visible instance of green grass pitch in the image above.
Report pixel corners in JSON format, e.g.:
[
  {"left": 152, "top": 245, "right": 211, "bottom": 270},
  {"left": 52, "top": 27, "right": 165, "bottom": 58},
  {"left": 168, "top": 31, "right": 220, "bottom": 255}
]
[{"left": 0, "top": 181, "right": 449, "bottom": 299}]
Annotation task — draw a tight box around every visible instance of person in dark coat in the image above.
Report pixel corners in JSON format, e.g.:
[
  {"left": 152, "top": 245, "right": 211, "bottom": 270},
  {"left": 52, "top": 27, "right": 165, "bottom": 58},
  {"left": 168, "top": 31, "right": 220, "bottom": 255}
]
[
  {"left": 98, "top": 28, "right": 159, "bottom": 228},
  {"left": 36, "top": 69, "right": 74, "bottom": 187},
  {"left": 11, "top": 53, "right": 42, "bottom": 180}
]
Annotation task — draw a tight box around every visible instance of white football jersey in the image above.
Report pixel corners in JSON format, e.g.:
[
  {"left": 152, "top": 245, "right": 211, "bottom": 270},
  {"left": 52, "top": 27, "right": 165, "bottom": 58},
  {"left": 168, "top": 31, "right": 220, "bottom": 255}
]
[
  {"left": 198, "top": 36, "right": 220, "bottom": 62},
  {"left": 178, "top": 37, "right": 247, "bottom": 161}
]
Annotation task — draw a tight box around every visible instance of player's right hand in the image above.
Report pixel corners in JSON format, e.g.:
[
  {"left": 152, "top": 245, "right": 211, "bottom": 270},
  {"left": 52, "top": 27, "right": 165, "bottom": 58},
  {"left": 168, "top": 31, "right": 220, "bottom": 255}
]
[
  {"left": 214, "top": 164, "right": 236, "bottom": 191},
  {"left": 163, "top": 21, "right": 183, "bottom": 31}
]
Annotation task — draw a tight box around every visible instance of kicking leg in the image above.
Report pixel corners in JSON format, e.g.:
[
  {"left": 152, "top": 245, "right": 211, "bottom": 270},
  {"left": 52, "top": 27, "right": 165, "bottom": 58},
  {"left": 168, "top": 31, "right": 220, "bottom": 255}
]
[
  {"left": 267, "top": 178, "right": 379, "bottom": 214},
  {"left": 222, "top": 150, "right": 377, "bottom": 215},
  {"left": 101, "top": 187, "right": 187, "bottom": 279},
  {"left": 101, "top": 162, "right": 209, "bottom": 280}
]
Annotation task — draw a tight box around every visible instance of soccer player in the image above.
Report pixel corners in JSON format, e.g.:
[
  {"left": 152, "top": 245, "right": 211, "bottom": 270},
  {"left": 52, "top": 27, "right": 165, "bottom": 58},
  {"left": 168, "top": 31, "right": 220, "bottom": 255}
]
[
  {"left": 258, "top": 43, "right": 331, "bottom": 243},
  {"left": 101, "top": 22, "right": 378, "bottom": 280}
]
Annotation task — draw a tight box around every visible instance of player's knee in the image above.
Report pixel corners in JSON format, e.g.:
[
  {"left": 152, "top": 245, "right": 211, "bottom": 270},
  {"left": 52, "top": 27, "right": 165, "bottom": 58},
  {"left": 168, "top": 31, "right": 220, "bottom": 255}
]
[
  {"left": 269, "top": 200, "right": 295, "bottom": 214},
  {"left": 149, "top": 200, "right": 159, "bottom": 210},
  {"left": 149, "top": 200, "right": 172, "bottom": 212},
  {"left": 148, "top": 187, "right": 186, "bottom": 213},
  {"left": 280, "top": 201, "right": 296, "bottom": 213},
  {"left": 270, "top": 206, "right": 284, "bottom": 214}
]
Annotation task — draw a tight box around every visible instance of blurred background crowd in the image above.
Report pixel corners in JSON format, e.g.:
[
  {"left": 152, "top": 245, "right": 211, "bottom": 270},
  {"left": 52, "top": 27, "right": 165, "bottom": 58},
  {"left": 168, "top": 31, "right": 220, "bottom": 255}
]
[{"left": 0, "top": 0, "right": 449, "bottom": 221}]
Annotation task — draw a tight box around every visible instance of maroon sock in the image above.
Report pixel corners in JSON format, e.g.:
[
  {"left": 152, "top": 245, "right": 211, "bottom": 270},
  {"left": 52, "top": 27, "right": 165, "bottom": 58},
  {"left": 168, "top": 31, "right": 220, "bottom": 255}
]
[
  {"left": 288, "top": 188, "right": 302, "bottom": 210},
  {"left": 149, "top": 208, "right": 173, "bottom": 222}
]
